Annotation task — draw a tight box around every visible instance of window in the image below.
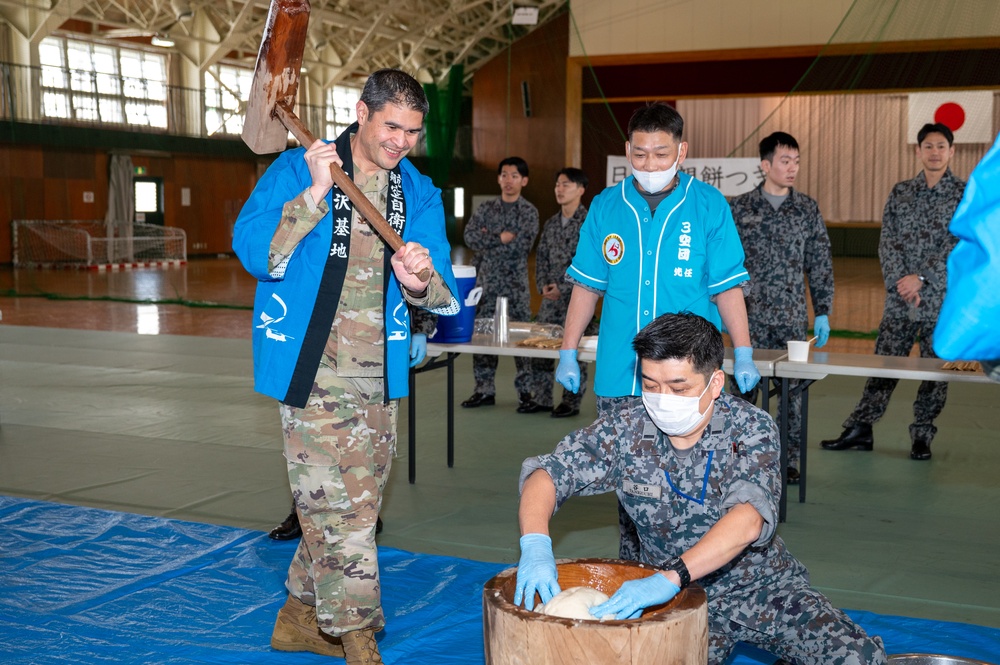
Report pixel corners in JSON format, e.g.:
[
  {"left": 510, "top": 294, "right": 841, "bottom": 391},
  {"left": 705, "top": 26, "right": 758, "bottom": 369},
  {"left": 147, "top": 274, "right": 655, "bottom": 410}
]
[
  {"left": 134, "top": 177, "right": 164, "bottom": 225},
  {"left": 204, "top": 64, "right": 254, "bottom": 136},
  {"left": 39, "top": 36, "right": 167, "bottom": 128},
  {"left": 326, "top": 85, "right": 360, "bottom": 138}
]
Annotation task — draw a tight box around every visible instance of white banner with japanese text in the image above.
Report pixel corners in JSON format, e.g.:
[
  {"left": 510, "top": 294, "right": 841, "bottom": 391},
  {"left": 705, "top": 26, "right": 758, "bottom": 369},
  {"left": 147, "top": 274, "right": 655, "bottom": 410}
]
[{"left": 607, "top": 156, "right": 763, "bottom": 197}]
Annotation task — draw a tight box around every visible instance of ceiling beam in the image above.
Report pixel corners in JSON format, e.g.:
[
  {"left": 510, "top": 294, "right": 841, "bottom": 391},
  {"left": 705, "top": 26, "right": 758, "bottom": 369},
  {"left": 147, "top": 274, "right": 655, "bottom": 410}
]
[{"left": 196, "top": 0, "right": 255, "bottom": 71}]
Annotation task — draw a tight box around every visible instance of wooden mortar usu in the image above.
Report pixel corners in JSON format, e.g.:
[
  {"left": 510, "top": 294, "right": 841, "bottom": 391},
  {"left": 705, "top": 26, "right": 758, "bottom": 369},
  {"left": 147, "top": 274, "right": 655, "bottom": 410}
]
[{"left": 483, "top": 558, "right": 708, "bottom": 664}]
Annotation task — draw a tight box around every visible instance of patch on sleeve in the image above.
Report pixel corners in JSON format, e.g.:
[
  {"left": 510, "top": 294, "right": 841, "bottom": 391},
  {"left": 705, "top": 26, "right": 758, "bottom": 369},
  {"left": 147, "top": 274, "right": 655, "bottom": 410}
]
[{"left": 602, "top": 234, "right": 625, "bottom": 265}]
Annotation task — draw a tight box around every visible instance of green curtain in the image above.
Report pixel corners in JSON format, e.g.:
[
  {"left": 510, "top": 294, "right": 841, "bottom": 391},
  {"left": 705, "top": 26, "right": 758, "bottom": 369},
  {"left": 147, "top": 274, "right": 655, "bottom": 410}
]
[{"left": 422, "top": 64, "right": 464, "bottom": 188}]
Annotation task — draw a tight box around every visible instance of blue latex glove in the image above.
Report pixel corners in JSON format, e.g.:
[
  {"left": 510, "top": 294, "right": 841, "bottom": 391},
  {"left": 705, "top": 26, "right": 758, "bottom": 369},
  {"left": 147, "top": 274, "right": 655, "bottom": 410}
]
[
  {"left": 814, "top": 315, "right": 830, "bottom": 348},
  {"left": 409, "top": 333, "right": 427, "bottom": 368},
  {"left": 590, "top": 573, "right": 680, "bottom": 620},
  {"left": 733, "top": 346, "right": 760, "bottom": 393},
  {"left": 513, "top": 534, "right": 561, "bottom": 608},
  {"left": 555, "top": 349, "right": 580, "bottom": 393}
]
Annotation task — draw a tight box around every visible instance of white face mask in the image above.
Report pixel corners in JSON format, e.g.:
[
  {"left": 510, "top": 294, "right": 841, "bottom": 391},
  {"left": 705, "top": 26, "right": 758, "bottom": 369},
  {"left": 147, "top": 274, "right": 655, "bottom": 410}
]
[
  {"left": 642, "top": 376, "right": 714, "bottom": 436},
  {"left": 630, "top": 148, "right": 682, "bottom": 193}
]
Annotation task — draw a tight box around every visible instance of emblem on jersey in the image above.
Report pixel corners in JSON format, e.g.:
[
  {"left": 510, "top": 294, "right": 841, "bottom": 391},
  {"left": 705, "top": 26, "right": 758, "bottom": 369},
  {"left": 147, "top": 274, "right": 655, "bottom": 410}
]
[{"left": 602, "top": 233, "right": 625, "bottom": 265}]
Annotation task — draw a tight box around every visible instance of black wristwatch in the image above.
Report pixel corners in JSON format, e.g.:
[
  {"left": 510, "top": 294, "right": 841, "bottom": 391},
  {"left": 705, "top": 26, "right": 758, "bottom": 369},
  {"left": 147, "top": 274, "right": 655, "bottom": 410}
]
[
  {"left": 917, "top": 274, "right": 926, "bottom": 283},
  {"left": 664, "top": 556, "right": 691, "bottom": 590}
]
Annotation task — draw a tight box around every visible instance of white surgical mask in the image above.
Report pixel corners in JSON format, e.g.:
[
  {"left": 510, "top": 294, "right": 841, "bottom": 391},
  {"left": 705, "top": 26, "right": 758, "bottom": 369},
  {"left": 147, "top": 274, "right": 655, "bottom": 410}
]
[
  {"left": 642, "top": 377, "right": 714, "bottom": 436},
  {"left": 630, "top": 149, "right": 682, "bottom": 193}
]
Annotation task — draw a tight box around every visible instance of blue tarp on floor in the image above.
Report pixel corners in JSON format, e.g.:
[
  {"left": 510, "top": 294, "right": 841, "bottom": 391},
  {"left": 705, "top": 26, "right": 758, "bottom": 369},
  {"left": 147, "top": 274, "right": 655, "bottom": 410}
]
[{"left": 1, "top": 495, "right": 998, "bottom": 664}]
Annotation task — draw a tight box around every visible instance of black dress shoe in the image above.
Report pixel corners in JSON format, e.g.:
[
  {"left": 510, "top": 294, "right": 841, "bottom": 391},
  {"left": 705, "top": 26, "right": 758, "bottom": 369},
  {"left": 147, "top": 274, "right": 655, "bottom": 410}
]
[
  {"left": 517, "top": 400, "right": 553, "bottom": 414},
  {"left": 820, "top": 424, "right": 874, "bottom": 451},
  {"left": 786, "top": 467, "right": 800, "bottom": 485},
  {"left": 550, "top": 402, "right": 580, "bottom": 418},
  {"left": 461, "top": 392, "right": 495, "bottom": 408},
  {"left": 515, "top": 392, "right": 535, "bottom": 413},
  {"left": 269, "top": 508, "right": 302, "bottom": 541},
  {"left": 910, "top": 439, "right": 932, "bottom": 460}
]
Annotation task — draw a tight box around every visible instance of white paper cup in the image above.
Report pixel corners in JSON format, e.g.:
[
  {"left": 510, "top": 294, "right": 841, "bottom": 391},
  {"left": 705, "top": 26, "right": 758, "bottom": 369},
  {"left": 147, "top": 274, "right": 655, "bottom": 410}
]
[{"left": 787, "top": 340, "right": 811, "bottom": 362}]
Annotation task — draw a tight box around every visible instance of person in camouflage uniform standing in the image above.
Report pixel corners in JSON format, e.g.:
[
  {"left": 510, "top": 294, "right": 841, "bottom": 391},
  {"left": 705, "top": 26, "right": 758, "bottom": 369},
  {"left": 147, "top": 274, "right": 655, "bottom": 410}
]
[
  {"left": 730, "top": 132, "right": 834, "bottom": 484},
  {"left": 527, "top": 168, "right": 598, "bottom": 417},
  {"left": 514, "top": 313, "right": 887, "bottom": 665},
  {"left": 233, "top": 69, "right": 458, "bottom": 664},
  {"left": 822, "top": 123, "right": 965, "bottom": 461},
  {"left": 461, "top": 156, "right": 541, "bottom": 412}
]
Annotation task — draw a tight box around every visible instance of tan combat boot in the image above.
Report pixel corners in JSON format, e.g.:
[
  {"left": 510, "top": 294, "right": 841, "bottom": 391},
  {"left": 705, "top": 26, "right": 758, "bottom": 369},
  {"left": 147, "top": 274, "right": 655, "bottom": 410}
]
[
  {"left": 270, "top": 595, "right": 345, "bottom": 657},
  {"left": 341, "top": 627, "right": 383, "bottom": 664}
]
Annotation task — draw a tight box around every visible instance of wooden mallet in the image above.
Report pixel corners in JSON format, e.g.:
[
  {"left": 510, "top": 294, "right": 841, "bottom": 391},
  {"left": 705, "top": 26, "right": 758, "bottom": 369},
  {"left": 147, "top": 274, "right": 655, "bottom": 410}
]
[{"left": 242, "top": 0, "right": 429, "bottom": 281}]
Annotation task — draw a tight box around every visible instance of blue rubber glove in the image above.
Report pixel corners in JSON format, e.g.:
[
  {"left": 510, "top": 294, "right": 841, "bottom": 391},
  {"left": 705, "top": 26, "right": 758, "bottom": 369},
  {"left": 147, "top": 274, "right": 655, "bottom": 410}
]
[
  {"left": 589, "top": 573, "right": 680, "bottom": 620},
  {"left": 409, "top": 333, "right": 427, "bottom": 368},
  {"left": 555, "top": 349, "right": 580, "bottom": 393},
  {"left": 814, "top": 315, "right": 830, "bottom": 348},
  {"left": 513, "top": 534, "right": 561, "bottom": 608},
  {"left": 733, "top": 346, "right": 760, "bottom": 393}
]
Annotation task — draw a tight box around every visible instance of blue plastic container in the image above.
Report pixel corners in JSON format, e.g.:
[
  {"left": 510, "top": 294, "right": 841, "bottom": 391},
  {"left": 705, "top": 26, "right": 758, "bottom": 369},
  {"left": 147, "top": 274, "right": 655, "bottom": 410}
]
[{"left": 430, "top": 265, "right": 481, "bottom": 343}]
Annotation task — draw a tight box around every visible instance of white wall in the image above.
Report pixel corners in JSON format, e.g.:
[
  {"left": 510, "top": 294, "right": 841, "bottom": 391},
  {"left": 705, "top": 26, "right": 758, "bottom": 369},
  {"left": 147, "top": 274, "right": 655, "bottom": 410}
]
[
  {"left": 569, "top": 0, "right": 1000, "bottom": 58},
  {"left": 569, "top": 0, "right": 854, "bottom": 58}
]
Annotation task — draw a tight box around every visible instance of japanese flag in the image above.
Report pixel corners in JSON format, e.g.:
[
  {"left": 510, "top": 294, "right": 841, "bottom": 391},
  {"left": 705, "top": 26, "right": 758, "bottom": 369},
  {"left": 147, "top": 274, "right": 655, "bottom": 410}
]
[{"left": 908, "top": 91, "right": 993, "bottom": 144}]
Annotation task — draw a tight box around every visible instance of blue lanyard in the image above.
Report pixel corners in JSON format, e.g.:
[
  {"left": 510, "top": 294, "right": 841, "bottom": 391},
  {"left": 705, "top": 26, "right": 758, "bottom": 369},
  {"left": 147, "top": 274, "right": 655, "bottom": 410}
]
[{"left": 662, "top": 450, "right": 714, "bottom": 505}]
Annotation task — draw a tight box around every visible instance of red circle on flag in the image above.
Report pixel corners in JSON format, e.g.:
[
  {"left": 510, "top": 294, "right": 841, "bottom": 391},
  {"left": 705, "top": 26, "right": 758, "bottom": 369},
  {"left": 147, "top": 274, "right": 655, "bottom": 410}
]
[{"left": 934, "top": 102, "right": 965, "bottom": 132}]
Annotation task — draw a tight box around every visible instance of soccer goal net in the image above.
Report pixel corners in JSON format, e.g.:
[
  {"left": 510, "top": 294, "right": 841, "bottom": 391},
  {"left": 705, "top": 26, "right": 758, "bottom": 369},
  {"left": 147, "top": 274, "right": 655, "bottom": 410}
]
[{"left": 12, "top": 221, "right": 187, "bottom": 268}]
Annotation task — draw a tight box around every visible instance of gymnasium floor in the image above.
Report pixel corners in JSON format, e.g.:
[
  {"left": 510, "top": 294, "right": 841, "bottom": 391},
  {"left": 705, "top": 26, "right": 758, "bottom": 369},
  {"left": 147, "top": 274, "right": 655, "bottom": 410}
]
[{"left": 1, "top": 257, "right": 998, "bottom": 641}]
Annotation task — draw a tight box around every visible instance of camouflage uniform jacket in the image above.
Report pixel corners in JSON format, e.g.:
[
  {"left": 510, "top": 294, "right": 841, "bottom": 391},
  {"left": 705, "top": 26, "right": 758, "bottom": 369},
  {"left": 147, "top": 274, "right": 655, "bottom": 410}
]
[
  {"left": 730, "top": 184, "right": 834, "bottom": 342},
  {"left": 520, "top": 393, "right": 812, "bottom": 632},
  {"left": 534, "top": 204, "right": 588, "bottom": 322},
  {"left": 463, "top": 196, "right": 539, "bottom": 314},
  {"left": 880, "top": 169, "right": 965, "bottom": 322}
]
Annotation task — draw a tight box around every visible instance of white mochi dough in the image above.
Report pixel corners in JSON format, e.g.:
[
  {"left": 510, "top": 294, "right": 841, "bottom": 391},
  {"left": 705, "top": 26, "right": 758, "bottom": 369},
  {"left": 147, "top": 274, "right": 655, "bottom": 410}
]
[{"left": 534, "top": 586, "right": 613, "bottom": 621}]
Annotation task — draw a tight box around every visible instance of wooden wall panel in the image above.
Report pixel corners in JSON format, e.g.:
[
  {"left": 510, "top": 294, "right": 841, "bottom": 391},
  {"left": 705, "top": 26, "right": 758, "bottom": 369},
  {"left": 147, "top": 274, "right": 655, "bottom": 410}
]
[
  {"left": 0, "top": 143, "right": 260, "bottom": 264},
  {"left": 43, "top": 150, "right": 97, "bottom": 179},
  {"left": 14, "top": 178, "right": 46, "bottom": 219},
  {"left": 579, "top": 101, "right": 642, "bottom": 196},
  {"left": 1, "top": 146, "right": 43, "bottom": 178},
  {"left": 471, "top": 12, "right": 571, "bottom": 215},
  {"left": 66, "top": 179, "right": 105, "bottom": 219},
  {"left": 42, "top": 178, "right": 71, "bottom": 219},
  {"left": 3, "top": 176, "right": 46, "bottom": 260}
]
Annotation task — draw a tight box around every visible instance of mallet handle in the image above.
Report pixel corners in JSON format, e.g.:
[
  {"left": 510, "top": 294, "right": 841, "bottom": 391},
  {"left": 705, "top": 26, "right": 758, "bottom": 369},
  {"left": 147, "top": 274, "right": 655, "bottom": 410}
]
[{"left": 274, "top": 101, "right": 431, "bottom": 282}]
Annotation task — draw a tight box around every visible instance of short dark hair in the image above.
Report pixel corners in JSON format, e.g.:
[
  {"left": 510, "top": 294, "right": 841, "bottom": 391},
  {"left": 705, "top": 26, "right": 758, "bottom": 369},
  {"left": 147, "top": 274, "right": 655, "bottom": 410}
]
[
  {"left": 360, "top": 68, "right": 429, "bottom": 116},
  {"left": 918, "top": 122, "right": 954, "bottom": 146},
  {"left": 759, "top": 131, "right": 799, "bottom": 162},
  {"left": 627, "top": 102, "right": 684, "bottom": 142},
  {"left": 632, "top": 312, "right": 724, "bottom": 380},
  {"left": 555, "top": 167, "right": 588, "bottom": 188},
  {"left": 499, "top": 156, "right": 529, "bottom": 177}
]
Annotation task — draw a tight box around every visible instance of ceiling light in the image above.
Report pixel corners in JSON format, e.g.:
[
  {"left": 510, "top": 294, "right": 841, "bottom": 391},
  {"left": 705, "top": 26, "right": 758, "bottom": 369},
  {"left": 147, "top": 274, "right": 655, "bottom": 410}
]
[{"left": 151, "top": 35, "right": 175, "bottom": 47}]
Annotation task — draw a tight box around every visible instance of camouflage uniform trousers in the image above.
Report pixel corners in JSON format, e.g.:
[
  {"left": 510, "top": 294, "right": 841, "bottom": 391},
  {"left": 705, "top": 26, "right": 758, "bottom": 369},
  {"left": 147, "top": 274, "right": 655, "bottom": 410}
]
[
  {"left": 279, "top": 368, "right": 396, "bottom": 638},
  {"left": 845, "top": 316, "right": 947, "bottom": 443},
  {"left": 596, "top": 395, "right": 646, "bottom": 562},
  {"left": 708, "top": 585, "right": 887, "bottom": 665},
  {"left": 735, "top": 322, "right": 807, "bottom": 470},
  {"left": 472, "top": 287, "right": 534, "bottom": 396},
  {"left": 525, "top": 297, "right": 598, "bottom": 409}
]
